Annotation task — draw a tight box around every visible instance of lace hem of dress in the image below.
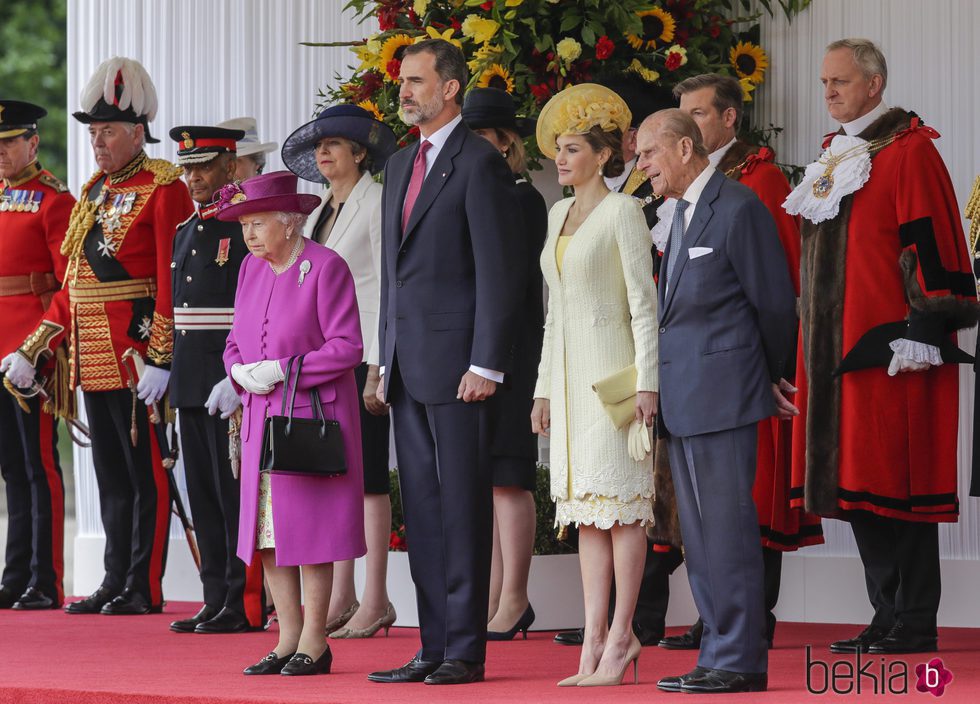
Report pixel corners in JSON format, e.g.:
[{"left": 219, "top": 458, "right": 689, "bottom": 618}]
[
  {"left": 256, "top": 471, "right": 275, "bottom": 550},
  {"left": 555, "top": 493, "right": 654, "bottom": 529}
]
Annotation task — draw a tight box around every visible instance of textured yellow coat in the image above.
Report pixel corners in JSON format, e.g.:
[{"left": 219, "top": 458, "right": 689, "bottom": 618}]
[{"left": 534, "top": 192, "right": 658, "bottom": 504}]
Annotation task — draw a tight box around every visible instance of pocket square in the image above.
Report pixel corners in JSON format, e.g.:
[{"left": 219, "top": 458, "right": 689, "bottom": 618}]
[{"left": 688, "top": 246, "right": 714, "bottom": 259}]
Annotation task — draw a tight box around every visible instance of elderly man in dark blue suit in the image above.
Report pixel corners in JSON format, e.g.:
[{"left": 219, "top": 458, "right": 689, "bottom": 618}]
[
  {"left": 636, "top": 109, "right": 797, "bottom": 694},
  {"left": 368, "top": 39, "right": 525, "bottom": 686}
]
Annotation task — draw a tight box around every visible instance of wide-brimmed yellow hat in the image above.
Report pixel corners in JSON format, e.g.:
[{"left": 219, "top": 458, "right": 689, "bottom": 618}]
[{"left": 535, "top": 83, "right": 632, "bottom": 159}]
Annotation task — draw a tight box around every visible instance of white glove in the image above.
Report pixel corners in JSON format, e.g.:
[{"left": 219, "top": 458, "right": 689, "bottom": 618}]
[
  {"left": 205, "top": 377, "right": 241, "bottom": 419},
  {"left": 628, "top": 419, "right": 652, "bottom": 462},
  {"left": 231, "top": 362, "right": 274, "bottom": 395},
  {"left": 136, "top": 365, "right": 170, "bottom": 405},
  {"left": 249, "top": 360, "right": 285, "bottom": 388},
  {"left": 1, "top": 352, "right": 36, "bottom": 389}
]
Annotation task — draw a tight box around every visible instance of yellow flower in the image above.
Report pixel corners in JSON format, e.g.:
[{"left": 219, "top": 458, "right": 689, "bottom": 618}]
[
  {"left": 461, "top": 14, "right": 500, "bottom": 44},
  {"left": 628, "top": 59, "right": 660, "bottom": 83},
  {"left": 626, "top": 6, "right": 676, "bottom": 51},
  {"left": 666, "top": 44, "right": 687, "bottom": 64},
  {"left": 357, "top": 99, "right": 385, "bottom": 122},
  {"left": 477, "top": 64, "right": 515, "bottom": 93},
  {"left": 352, "top": 36, "right": 384, "bottom": 72},
  {"left": 739, "top": 77, "right": 756, "bottom": 102},
  {"left": 505, "top": 0, "right": 525, "bottom": 5},
  {"left": 413, "top": 0, "right": 429, "bottom": 15},
  {"left": 556, "top": 38, "right": 582, "bottom": 63},
  {"left": 730, "top": 41, "right": 768, "bottom": 84},
  {"left": 467, "top": 42, "right": 504, "bottom": 72},
  {"left": 379, "top": 34, "right": 415, "bottom": 81},
  {"left": 418, "top": 25, "right": 463, "bottom": 49}
]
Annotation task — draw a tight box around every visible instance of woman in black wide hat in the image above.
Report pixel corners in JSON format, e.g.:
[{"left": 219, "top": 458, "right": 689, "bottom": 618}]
[
  {"left": 281, "top": 104, "right": 398, "bottom": 640},
  {"left": 462, "top": 87, "right": 548, "bottom": 640}
]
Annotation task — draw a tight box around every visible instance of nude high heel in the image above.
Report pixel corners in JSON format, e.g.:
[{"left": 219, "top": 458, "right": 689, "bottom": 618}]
[
  {"left": 557, "top": 673, "right": 590, "bottom": 687},
  {"left": 329, "top": 602, "right": 397, "bottom": 639},
  {"left": 576, "top": 635, "right": 642, "bottom": 686},
  {"left": 324, "top": 600, "right": 358, "bottom": 635}
]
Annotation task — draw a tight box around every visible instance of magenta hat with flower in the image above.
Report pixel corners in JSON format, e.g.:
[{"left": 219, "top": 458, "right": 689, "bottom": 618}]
[{"left": 216, "top": 170, "right": 320, "bottom": 221}]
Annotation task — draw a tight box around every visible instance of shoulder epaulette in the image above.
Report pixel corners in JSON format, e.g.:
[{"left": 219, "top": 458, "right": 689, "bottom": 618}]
[
  {"left": 144, "top": 158, "right": 183, "bottom": 186},
  {"left": 39, "top": 172, "right": 70, "bottom": 193},
  {"left": 176, "top": 212, "right": 195, "bottom": 229}
]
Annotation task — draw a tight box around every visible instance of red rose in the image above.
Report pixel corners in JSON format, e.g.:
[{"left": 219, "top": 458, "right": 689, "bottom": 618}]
[
  {"left": 378, "top": 7, "right": 399, "bottom": 30},
  {"left": 530, "top": 83, "right": 552, "bottom": 102},
  {"left": 709, "top": 25, "right": 721, "bottom": 38},
  {"left": 595, "top": 36, "right": 615, "bottom": 60},
  {"left": 451, "top": 16, "right": 462, "bottom": 30},
  {"left": 386, "top": 59, "right": 402, "bottom": 80},
  {"left": 481, "top": 0, "right": 493, "bottom": 9},
  {"left": 665, "top": 52, "right": 682, "bottom": 71},
  {"left": 407, "top": 8, "right": 420, "bottom": 25}
]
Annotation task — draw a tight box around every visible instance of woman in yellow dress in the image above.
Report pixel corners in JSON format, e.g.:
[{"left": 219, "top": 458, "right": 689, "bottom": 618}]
[{"left": 531, "top": 84, "right": 658, "bottom": 687}]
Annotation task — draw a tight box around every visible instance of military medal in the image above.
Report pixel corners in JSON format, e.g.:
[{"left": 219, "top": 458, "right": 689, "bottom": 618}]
[
  {"left": 215, "top": 238, "right": 230, "bottom": 266},
  {"left": 13, "top": 190, "right": 25, "bottom": 212},
  {"left": 298, "top": 260, "right": 311, "bottom": 287},
  {"left": 0, "top": 189, "right": 8, "bottom": 212},
  {"left": 30, "top": 191, "right": 42, "bottom": 213},
  {"left": 137, "top": 316, "right": 153, "bottom": 340},
  {"left": 97, "top": 235, "right": 117, "bottom": 258},
  {"left": 122, "top": 192, "right": 136, "bottom": 213}
]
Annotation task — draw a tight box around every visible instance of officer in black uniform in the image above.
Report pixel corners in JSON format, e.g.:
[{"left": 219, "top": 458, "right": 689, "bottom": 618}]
[
  {"left": 166, "top": 125, "right": 266, "bottom": 634},
  {"left": 553, "top": 79, "right": 685, "bottom": 648}
]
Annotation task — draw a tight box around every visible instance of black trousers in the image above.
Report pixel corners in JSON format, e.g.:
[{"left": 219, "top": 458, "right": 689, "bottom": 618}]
[
  {"left": 83, "top": 389, "right": 170, "bottom": 605},
  {"left": 0, "top": 384, "right": 64, "bottom": 602},
  {"left": 849, "top": 512, "right": 941, "bottom": 634},
  {"left": 178, "top": 407, "right": 265, "bottom": 626},
  {"left": 388, "top": 368, "right": 493, "bottom": 663}
]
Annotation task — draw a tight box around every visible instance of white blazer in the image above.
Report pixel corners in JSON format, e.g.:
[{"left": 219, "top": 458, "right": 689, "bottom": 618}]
[{"left": 304, "top": 171, "right": 383, "bottom": 366}]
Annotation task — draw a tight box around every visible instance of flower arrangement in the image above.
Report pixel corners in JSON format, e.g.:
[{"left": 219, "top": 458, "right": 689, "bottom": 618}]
[{"left": 313, "top": 0, "right": 810, "bottom": 162}]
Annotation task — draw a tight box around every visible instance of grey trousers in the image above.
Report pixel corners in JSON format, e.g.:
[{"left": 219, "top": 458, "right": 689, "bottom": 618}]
[{"left": 667, "top": 423, "right": 767, "bottom": 674}]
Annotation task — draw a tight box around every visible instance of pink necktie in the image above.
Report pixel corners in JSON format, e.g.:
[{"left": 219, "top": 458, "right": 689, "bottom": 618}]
[{"left": 402, "top": 140, "right": 432, "bottom": 233}]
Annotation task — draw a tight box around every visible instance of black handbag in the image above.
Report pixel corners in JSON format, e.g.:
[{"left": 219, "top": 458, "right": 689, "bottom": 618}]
[{"left": 260, "top": 356, "right": 347, "bottom": 477}]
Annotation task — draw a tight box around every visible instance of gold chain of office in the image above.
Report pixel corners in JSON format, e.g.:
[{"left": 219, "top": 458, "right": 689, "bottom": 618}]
[{"left": 811, "top": 133, "right": 898, "bottom": 199}]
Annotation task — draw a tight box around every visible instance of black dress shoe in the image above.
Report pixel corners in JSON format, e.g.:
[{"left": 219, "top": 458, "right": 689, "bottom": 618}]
[
  {"left": 281, "top": 647, "right": 333, "bottom": 676},
  {"left": 65, "top": 586, "right": 118, "bottom": 614},
  {"left": 633, "top": 621, "right": 666, "bottom": 646},
  {"left": 100, "top": 589, "right": 162, "bottom": 615},
  {"left": 553, "top": 628, "right": 584, "bottom": 646},
  {"left": 423, "top": 659, "right": 485, "bottom": 685},
  {"left": 243, "top": 651, "right": 295, "bottom": 675},
  {"left": 0, "top": 584, "right": 22, "bottom": 609},
  {"left": 659, "top": 619, "right": 703, "bottom": 650},
  {"left": 170, "top": 605, "right": 220, "bottom": 633},
  {"left": 195, "top": 606, "right": 264, "bottom": 633},
  {"left": 829, "top": 624, "right": 891, "bottom": 654},
  {"left": 867, "top": 622, "right": 938, "bottom": 654},
  {"left": 368, "top": 655, "right": 442, "bottom": 683},
  {"left": 657, "top": 666, "right": 711, "bottom": 692},
  {"left": 12, "top": 587, "right": 58, "bottom": 610},
  {"left": 487, "top": 604, "right": 535, "bottom": 641},
  {"left": 681, "top": 668, "right": 768, "bottom": 693}
]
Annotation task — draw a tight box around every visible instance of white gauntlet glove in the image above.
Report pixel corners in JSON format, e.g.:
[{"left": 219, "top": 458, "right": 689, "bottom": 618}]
[
  {"left": 628, "top": 419, "right": 652, "bottom": 462},
  {"left": 136, "top": 365, "right": 170, "bottom": 405},
  {"left": 231, "top": 362, "right": 277, "bottom": 395},
  {"left": 249, "top": 360, "right": 285, "bottom": 388},
  {"left": 205, "top": 377, "right": 241, "bottom": 419},
  {"left": 1, "top": 352, "right": 36, "bottom": 389}
]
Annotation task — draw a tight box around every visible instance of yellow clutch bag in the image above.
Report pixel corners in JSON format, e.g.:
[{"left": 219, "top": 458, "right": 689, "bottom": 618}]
[{"left": 592, "top": 364, "right": 637, "bottom": 429}]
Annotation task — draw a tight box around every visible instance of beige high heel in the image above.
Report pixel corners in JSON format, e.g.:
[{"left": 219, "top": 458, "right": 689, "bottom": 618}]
[
  {"left": 577, "top": 635, "right": 642, "bottom": 686},
  {"left": 557, "top": 673, "right": 590, "bottom": 687},
  {"left": 329, "top": 602, "right": 396, "bottom": 639},
  {"left": 324, "top": 600, "right": 359, "bottom": 635}
]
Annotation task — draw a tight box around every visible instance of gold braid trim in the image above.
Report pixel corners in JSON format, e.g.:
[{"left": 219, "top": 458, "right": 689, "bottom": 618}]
[
  {"left": 145, "top": 158, "right": 183, "bottom": 186},
  {"left": 59, "top": 172, "right": 105, "bottom": 258},
  {"left": 42, "top": 344, "right": 76, "bottom": 420},
  {"left": 147, "top": 312, "right": 174, "bottom": 366},
  {"left": 19, "top": 320, "right": 64, "bottom": 366},
  {"left": 966, "top": 175, "right": 980, "bottom": 266}
]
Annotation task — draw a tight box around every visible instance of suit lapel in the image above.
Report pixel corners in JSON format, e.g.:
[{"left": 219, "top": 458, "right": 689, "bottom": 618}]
[
  {"left": 402, "top": 123, "right": 465, "bottom": 241},
  {"left": 663, "top": 170, "right": 724, "bottom": 312},
  {"left": 386, "top": 147, "right": 415, "bottom": 249},
  {"left": 326, "top": 173, "right": 369, "bottom": 249}
]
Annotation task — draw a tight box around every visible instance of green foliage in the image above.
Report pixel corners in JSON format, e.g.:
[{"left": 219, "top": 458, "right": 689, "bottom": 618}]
[{"left": 0, "top": 0, "right": 68, "bottom": 178}]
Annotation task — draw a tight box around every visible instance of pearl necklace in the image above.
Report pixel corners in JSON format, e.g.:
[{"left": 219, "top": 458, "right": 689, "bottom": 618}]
[{"left": 270, "top": 236, "right": 305, "bottom": 275}]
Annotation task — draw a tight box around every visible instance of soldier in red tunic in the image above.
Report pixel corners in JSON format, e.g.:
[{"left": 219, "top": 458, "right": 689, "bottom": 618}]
[
  {"left": 645, "top": 74, "right": 824, "bottom": 653},
  {"left": 785, "top": 39, "right": 977, "bottom": 654},
  {"left": 0, "top": 100, "right": 74, "bottom": 610},
  {"left": 2, "top": 58, "right": 194, "bottom": 615}
]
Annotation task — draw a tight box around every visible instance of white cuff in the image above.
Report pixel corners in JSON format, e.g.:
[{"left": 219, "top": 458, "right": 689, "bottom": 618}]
[
  {"left": 469, "top": 365, "right": 504, "bottom": 383},
  {"left": 888, "top": 338, "right": 942, "bottom": 366}
]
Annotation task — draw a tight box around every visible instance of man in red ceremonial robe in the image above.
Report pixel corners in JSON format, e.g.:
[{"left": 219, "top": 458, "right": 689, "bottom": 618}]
[
  {"left": 785, "top": 39, "right": 977, "bottom": 655},
  {"left": 649, "top": 73, "right": 823, "bottom": 653}
]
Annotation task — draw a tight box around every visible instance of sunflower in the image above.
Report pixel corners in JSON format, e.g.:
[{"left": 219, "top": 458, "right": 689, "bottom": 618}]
[
  {"left": 467, "top": 42, "right": 504, "bottom": 72},
  {"left": 739, "top": 77, "right": 756, "bottom": 103},
  {"left": 626, "top": 6, "right": 676, "bottom": 51},
  {"left": 379, "top": 34, "right": 415, "bottom": 81},
  {"left": 477, "top": 64, "right": 515, "bottom": 93},
  {"left": 730, "top": 41, "right": 768, "bottom": 84},
  {"left": 357, "top": 99, "right": 385, "bottom": 122}
]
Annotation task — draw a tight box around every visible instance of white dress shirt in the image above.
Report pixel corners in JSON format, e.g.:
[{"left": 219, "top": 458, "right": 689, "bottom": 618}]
[
  {"left": 604, "top": 156, "right": 636, "bottom": 192},
  {"left": 841, "top": 101, "right": 889, "bottom": 136},
  {"left": 665, "top": 164, "right": 716, "bottom": 295},
  {"left": 707, "top": 137, "right": 737, "bottom": 169}
]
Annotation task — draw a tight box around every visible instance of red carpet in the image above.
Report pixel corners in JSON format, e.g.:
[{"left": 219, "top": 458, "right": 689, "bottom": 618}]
[{"left": 2, "top": 602, "right": 979, "bottom": 703}]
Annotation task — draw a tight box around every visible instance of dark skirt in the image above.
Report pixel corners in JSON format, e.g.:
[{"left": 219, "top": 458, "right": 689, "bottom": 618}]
[
  {"left": 354, "top": 363, "right": 391, "bottom": 495},
  {"left": 491, "top": 455, "right": 536, "bottom": 492}
]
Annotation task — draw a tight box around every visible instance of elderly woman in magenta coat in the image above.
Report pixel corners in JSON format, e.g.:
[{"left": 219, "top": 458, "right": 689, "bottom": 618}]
[{"left": 219, "top": 171, "right": 366, "bottom": 677}]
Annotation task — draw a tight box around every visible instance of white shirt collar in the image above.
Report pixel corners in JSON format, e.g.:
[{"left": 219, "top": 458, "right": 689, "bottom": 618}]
[
  {"left": 419, "top": 114, "right": 463, "bottom": 175},
  {"left": 605, "top": 157, "right": 636, "bottom": 192},
  {"left": 707, "top": 137, "right": 737, "bottom": 169},
  {"left": 841, "top": 101, "right": 889, "bottom": 137},
  {"left": 681, "top": 164, "right": 716, "bottom": 210}
]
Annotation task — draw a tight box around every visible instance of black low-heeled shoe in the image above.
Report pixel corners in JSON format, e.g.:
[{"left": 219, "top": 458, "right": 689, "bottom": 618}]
[
  {"left": 487, "top": 604, "right": 535, "bottom": 641},
  {"left": 243, "top": 651, "right": 295, "bottom": 675},
  {"left": 281, "top": 647, "right": 333, "bottom": 676}
]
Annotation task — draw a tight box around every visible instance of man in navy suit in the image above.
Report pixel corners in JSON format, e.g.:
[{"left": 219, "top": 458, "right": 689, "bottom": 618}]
[
  {"left": 636, "top": 109, "right": 797, "bottom": 694},
  {"left": 368, "top": 39, "right": 524, "bottom": 686}
]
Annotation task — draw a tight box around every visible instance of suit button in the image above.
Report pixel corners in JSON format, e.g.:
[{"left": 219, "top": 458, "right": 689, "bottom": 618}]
[
  {"left": 191, "top": 249, "right": 197, "bottom": 256},
  {"left": 395, "top": 280, "right": 403, "bottom": 288},
  {"left": 186, "top": 275, "right": 192, "bottom": 283},
  {"left": 659, "top": 327, "right": 666, "bottom": 333}
]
